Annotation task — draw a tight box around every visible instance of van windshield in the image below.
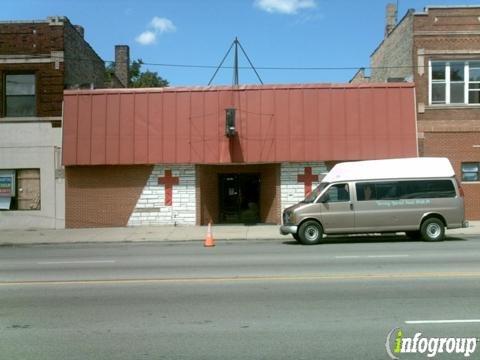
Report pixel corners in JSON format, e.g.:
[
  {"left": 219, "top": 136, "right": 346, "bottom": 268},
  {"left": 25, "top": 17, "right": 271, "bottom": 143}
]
[{"left": 302, "top": 183, "right": 329, "bottom": 203}]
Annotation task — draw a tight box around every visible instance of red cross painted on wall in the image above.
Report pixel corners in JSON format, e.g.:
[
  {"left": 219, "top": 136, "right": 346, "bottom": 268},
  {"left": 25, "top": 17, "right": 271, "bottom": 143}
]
[
  {"left": 158, "top": 169, "right": 179, "bottom": 206},
  {"left": 297, "top": 167, "right": 319, "bottom": 196}
]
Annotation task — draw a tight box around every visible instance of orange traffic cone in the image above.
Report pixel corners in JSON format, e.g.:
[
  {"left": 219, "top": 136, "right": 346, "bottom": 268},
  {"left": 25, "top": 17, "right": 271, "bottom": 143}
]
[{"left": 204, "top": 221, "right": 215, "bottom": 247}]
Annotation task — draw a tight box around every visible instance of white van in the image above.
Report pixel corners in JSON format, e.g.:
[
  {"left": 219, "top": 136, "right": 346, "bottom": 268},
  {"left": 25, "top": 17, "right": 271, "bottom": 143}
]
[{"left": 280, "top": 158, "right": 468, "bottom": 245}]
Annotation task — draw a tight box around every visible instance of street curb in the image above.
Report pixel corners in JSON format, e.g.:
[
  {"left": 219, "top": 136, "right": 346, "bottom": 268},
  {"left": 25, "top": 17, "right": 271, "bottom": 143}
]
[
  {"left": 0, "top": 237, "right": 288, "bottom": 247},
  {"left": 1, "top": 232, "right": 478, "bottom": 247}
]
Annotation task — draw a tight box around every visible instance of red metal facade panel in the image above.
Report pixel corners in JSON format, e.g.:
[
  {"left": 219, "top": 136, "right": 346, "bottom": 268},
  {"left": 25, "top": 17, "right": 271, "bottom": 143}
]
[
  {"left": 134, "top": 93, "right": 149, "bottom": 164},
  {"left": 62, "top": 84, "right": 417, "bottom": 166},
  {"left": 119, "top": 94, "right": 134, "bottom": 164},
  {"left": 260, "top": 90, "right": 275, "bottom": 163},
  {"left": 105, "top": 94, "right": 120, "bottom": 164},
  {"left": 62, "top": 94, "right": 78, "bottom": 165},
  {"left": 91, "top": 94, "right": 107, "bottom": 164},
  {"left": 77, "top": 95, "right": 92, "bottom": 165}
]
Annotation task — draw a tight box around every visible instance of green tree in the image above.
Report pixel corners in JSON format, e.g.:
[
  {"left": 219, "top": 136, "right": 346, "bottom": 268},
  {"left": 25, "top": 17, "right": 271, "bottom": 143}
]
[
  {"left": 129, "top": 59, "right": 169, "bottom": 88},
  {"left": 105, "top": 59, "right": 169, "bottom": 88}
]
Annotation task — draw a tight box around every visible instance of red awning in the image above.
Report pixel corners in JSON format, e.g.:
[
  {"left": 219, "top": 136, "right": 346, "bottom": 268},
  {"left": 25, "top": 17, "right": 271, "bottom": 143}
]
[{"left": 62, "top": 83, "right": 417, "bottom": 165}]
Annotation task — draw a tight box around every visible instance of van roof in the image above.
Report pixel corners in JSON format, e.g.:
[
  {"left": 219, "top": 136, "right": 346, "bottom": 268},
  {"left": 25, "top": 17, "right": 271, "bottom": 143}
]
[{"left": 322, "top": 157, "right": 455, "bottom": 183}]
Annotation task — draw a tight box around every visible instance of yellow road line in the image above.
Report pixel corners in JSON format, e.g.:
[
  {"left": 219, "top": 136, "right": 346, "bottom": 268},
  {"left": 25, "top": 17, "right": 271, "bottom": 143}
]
[{"left": 2, "top": 272, "right": 480, "bottom": 286}]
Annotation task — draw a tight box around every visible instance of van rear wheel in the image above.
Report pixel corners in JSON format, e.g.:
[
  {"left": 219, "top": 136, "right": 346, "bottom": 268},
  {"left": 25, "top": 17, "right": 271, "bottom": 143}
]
[
  {"left": 421, "top": 218, "right": 445, "bottom": 242},
  {"left": 298, "top": 220, "right": 323, "bottom": 245}
]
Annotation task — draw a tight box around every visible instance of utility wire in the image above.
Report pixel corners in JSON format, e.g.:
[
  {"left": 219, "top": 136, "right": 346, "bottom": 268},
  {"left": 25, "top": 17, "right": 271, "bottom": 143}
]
[
  {"left": 124, "top": 62, "right": 418, "bottom": 71},
  {"left": 16, "top": 53, "right": 424, "bottom": 71}
]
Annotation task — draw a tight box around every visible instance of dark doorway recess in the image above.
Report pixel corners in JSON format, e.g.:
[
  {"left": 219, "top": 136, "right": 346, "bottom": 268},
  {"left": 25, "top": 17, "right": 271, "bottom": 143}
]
[{"left": 219, "top": 173, "right": 260, "bottom": 224}]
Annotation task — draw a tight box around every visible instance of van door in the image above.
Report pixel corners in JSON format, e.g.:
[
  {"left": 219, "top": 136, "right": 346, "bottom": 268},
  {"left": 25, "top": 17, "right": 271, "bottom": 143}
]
[
  {"left": 354, "top": 181, "right": 402, "bottom": 232},
  {"left": 319, "top": 183, "right": 355, "bottom": 233}
]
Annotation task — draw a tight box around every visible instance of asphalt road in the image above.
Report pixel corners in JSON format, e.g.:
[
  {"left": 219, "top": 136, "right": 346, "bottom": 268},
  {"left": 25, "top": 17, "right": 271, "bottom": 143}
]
[{"left": 1, "top": 235, "right": 480, "bottom": 360}]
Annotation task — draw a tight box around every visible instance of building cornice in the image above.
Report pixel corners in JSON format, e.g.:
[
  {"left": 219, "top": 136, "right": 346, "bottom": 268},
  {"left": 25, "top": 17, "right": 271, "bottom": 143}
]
[
  {"left": 416, "top": 5, "right": 480, "bottom": 16},
  {"left": 419, "top": 49, "right": 480, "bottom": 55},
  {"left": 0, "top": 116, "right": 62, "bottom": 124},
  {"left": 415, "top": 31, "right": 480, "bottom": 36},
  {"left": 0, "top": 52, "right": 64, "bottom": 69}
]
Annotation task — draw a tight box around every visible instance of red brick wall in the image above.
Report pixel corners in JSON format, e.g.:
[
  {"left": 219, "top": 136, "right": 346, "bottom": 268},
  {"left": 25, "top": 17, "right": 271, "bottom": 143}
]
[
  {"left": 0, "top": 19, "right": 105, "bottom": 119},
  {"left": 0, "top": 22, "right": 64, "bottom": 118},
  {"left": 66, "top": 165, "right": 153, "bottom": 228},
  {"left": 411, "top": 7, "right": 480, "bottom": 220},
  {"left": 196, "top": 164, "right": 280, "bottom": 225},
  {"left": 0, "top": 63, "right": 65, "bottom": 118},
  {"left": 0, "top": 22, "right": 64, "bottom": 53},
  {"left": 423, "top": 132, "right": 480, "bottom": 219},
  {"left": 413, "top": 7, "right": 480, "bottom": 122}
]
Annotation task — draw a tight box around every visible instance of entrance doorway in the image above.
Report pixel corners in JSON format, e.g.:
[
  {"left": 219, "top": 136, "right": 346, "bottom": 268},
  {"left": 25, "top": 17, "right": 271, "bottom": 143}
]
[
  {"left": 218, "top": 173, "right": 260, "bottom": 224},
  {"left": 197, "top": 164, "right": 279, "bottom": 225}
]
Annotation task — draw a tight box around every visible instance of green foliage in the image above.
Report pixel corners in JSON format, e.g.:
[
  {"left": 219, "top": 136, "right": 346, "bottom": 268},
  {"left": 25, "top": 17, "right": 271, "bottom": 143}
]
[
  {"left": 104, "top": 59, "right": 169, "bottom": 88},
  {"left": 130, "top": 59, "right": 169, "bottom": 88},
  {"left": 104, "top": 62, "right": 115, "bottom": 83}
]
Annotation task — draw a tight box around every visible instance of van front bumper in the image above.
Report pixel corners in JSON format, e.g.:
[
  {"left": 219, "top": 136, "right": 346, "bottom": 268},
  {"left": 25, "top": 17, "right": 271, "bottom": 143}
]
[{"left": 280, "top": 225, "right": 298, "bottom": 235}]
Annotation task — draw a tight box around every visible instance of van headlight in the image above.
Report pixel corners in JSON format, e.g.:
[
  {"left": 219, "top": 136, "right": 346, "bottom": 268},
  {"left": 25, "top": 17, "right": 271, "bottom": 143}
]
[{"left": 283, "top": 210, "right": 295, "bottom": 225}]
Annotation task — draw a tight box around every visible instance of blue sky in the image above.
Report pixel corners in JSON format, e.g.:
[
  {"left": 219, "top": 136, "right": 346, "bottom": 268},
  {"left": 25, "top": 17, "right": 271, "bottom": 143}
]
[{"left": 2, "top": 0, "right": 478, "bottom": 86}]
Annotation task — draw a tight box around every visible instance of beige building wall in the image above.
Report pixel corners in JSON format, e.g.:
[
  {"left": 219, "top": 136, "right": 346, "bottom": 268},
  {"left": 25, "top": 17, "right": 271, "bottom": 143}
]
[{"left": 0, "top": 122, "right": 64, "bottom": 229}]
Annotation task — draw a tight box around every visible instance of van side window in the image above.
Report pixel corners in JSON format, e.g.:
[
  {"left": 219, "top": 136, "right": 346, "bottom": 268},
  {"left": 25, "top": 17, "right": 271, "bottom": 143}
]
[
  {"left": 356, "top": 183, "right": 376, "bottom": 201},
  {"left": 398, "top": 180, "right": 455, "bottom": 199},
  {"left": 356, "top": 182, "right": 398, "bottom": 200},
  {"left": 356, "top": 180, "right": 456, "bottom": 201},
  {"left": 324, "top": 184, "right": 350, "bottom": 202}
]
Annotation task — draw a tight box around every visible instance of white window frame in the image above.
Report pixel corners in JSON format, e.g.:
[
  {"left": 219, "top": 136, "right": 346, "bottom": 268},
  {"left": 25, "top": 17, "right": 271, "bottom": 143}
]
[
  {"left": 428, "top": 60, "right": 480, "bottom": 106},
  {"left": 429, "top": 61, "right": 448, "bottom": 105},
  {"left": 468, "top": 61, "right": 480, "bottom": 104}
]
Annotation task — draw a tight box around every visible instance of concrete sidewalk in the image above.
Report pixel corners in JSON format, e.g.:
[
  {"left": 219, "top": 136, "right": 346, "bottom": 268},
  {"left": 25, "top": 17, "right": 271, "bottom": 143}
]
[
  {"left": 0, "top": 224, "right": 282, "bottom": 245},
  {"left": 0, "top": 221, "right": 479, "bottom": 246}
]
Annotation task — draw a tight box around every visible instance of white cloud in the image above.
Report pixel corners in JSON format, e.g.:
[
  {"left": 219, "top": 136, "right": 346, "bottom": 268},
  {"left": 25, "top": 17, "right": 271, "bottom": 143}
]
[
  {"left": 254, "top": 0, "right": 316, "bottom": 14},
  {"left": 150, "top": 17, "right": 176, "bottom": 33},
  {"left": 135, "top": 30, "right": 156, "bottom": 45},
  {"left": 135, "top": 16, "right": 176, "bottom": 46}
]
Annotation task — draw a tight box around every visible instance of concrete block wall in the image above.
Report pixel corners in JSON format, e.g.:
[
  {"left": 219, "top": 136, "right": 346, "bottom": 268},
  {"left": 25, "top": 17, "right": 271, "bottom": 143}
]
[
  {"left": 63, "top": 20, "right": 105, "bottom": 89},
  {"left": 128, "top": 165, "right": 196, "bottom": 226},
  {"left": 280, "top": 162, "right": 327, "bottom": 211},
  {"left": 370, "top": 11, "right": 414, "bottom": 82}
]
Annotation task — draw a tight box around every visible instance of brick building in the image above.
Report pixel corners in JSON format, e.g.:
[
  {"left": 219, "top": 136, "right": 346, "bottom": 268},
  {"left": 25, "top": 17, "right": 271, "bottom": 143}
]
[
  {"left": 62, "top": 84, "right": 417, "bottom": 228},
  {"left": 351, "top": 5, "right": 480, "bottom": 219},
  {"left": 0, "top": 16, "right": 127, "bottom": 229}
]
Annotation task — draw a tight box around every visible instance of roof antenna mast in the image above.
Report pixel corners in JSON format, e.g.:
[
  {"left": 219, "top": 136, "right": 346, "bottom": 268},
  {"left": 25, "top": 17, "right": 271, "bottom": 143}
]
[
  {"left": 396, "top": 0, "right": 399, "bottom": 22},
  {"left": 233, "top": 37, "right": 239, "bottom": 86},
  {"left": 208, "top": 37, "right": 263, "bottom": 86}
]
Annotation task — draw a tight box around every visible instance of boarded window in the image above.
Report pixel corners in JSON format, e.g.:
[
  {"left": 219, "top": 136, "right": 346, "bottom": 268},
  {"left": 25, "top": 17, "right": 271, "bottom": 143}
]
[{"left": 16, "top": 169, "right": 41, "bottom": 210}]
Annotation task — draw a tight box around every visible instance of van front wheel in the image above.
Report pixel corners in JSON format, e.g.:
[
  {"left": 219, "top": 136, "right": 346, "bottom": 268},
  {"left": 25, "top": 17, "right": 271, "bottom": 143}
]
[
  {"left": 421, "top": 218, "right": 445, "bottom": 242},
  {"left": 298, "top": 220, "right": 324, "bottom": 245}
]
